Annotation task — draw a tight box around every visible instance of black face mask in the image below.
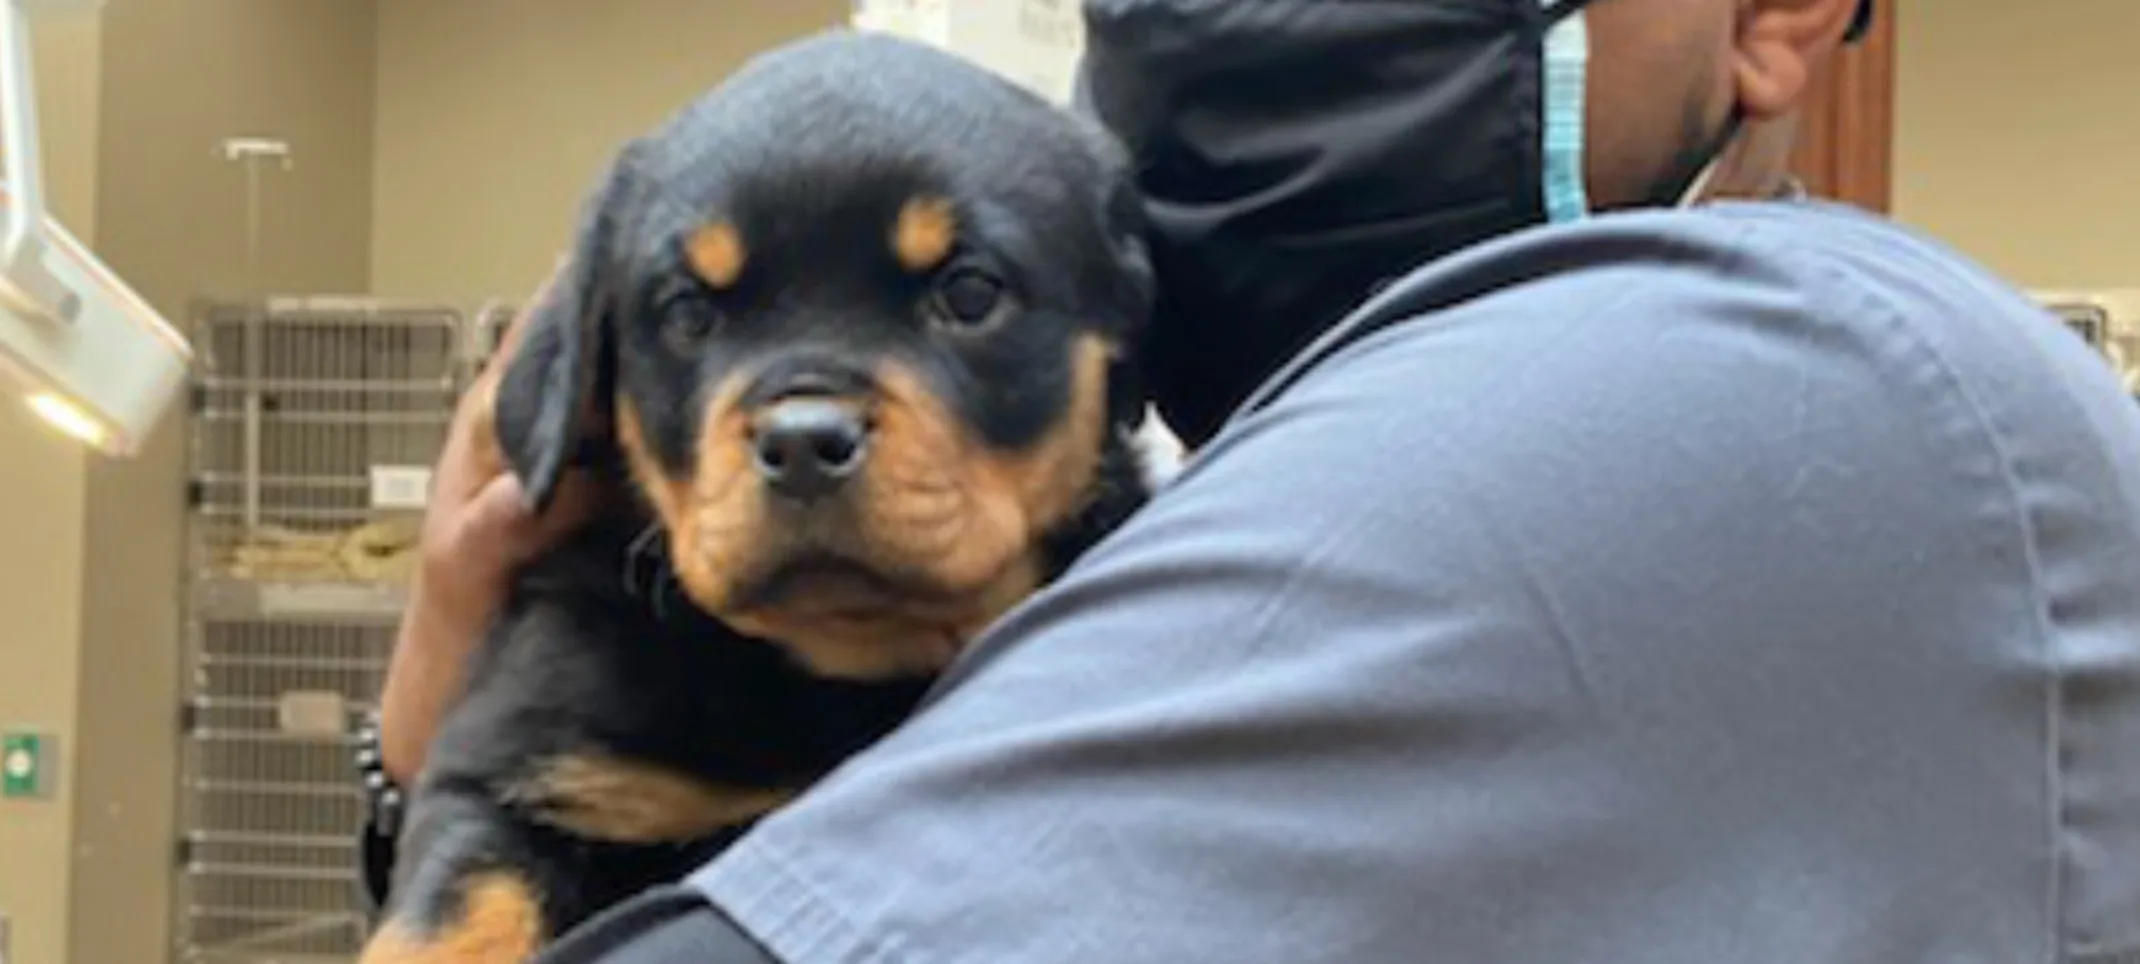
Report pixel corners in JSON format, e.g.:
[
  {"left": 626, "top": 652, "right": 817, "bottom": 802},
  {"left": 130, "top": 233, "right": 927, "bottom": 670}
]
[{"left": 1075, "top": 0, "right": 1731, "bottom": 447}]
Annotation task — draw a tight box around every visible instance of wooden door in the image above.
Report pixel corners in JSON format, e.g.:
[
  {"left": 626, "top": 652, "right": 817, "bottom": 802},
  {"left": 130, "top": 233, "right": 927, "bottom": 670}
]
[{"left": 1788, "top": 1, "right": 1897, "bottom": 212}]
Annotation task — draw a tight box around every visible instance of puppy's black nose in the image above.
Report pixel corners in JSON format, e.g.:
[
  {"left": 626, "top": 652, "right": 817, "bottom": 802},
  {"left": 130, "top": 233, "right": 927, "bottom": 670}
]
[{"left": 750, "top": 399, "right": 869, "bottom": 501}]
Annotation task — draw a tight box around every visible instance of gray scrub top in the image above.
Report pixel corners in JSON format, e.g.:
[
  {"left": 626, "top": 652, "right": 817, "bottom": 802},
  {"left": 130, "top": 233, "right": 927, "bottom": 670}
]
[{"left": 685, "top": 198, "right": 2140, "bottom": 964}]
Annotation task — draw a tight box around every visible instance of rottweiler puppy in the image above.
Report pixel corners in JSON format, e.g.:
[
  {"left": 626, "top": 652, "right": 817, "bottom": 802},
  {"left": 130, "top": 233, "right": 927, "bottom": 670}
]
[{"left": 359, "top": 31, "right": 1156, "bottom": 964}]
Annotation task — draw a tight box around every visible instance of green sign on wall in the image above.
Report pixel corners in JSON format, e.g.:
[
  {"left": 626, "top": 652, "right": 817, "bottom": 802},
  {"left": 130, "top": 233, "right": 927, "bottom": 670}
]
[{"left": 1, "top": 730, "right": 50, "bottom": 799}]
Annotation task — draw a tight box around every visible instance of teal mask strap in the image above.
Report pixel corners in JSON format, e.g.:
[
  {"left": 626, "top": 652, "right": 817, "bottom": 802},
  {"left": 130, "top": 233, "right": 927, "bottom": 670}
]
[{"left": 1540, "top": 0, "right": 1592, "bottom": 223}]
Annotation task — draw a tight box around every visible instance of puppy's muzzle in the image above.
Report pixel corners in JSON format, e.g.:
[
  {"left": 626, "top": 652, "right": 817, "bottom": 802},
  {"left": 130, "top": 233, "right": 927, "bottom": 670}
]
[{"left": 745, "top": 368, "right": 874, "bottom": 503}]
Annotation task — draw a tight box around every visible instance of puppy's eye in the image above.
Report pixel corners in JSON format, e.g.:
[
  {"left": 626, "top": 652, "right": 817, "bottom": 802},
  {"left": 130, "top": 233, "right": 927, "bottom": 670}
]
[
  {"left": 661, "top": 302, "right": 720, "bottom": 351},
  {"left": 927, "top": 267, "right": 1007, "bottom": 331}
]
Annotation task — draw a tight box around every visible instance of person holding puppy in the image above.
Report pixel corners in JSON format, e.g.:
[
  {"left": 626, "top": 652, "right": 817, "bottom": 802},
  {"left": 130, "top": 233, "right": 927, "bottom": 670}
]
[{"left": 370, "top": 1, "right": 2140, "bottom": 961}]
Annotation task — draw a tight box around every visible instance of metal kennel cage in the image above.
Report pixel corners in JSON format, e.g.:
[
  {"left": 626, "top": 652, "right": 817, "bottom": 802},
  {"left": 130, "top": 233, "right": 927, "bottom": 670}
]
[{"left": 176, "top": 297, "right": 469, "bottom": 964}]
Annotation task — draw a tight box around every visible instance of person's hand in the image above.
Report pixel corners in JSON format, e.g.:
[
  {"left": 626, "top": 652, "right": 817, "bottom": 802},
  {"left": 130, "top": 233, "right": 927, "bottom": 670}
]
[
  {"left": 411, "top": 362, "right": 601, "bottom": 633},
  {"left": 377, "top": 264, "right": 604, "bottom": 781}
]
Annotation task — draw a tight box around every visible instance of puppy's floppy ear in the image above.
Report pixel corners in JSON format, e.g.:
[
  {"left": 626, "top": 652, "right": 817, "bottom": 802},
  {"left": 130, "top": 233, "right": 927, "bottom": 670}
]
[
  {"left": 1097, "top": 151, "right": 1157, "bottom": 434},
  {"left": 494, "top": 144, "right": 649, "bottom": 512}
]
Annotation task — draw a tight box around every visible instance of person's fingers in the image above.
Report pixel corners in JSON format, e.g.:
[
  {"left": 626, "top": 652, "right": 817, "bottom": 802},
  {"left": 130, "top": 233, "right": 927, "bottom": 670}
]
[
  {"left": 458, "top": 470, "right": 533, "bottom": 530},
  {"left": 423, "top": 391, "right": 503, "bottom": 529},
  {"left": 411, "top": 259, "right": 595, "bottom": 606},
  {"left": 457, "top": 469, "right": 604, "bottom": 566},
  {"left": 420, "top": 262, "right": 568, "bottom": 524}
]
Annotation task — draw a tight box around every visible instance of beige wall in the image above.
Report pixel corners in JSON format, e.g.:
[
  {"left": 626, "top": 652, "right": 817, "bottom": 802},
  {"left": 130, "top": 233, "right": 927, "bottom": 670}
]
[
  {"left": 0, "top": 3, "right": 378, "bottom": 964},
  {"left": 0, "top": 16, "right": 98, "bottom": 964},
  {"left": 1893, "top": 0, "right": 2140, "bottom": 290},
  {"left": 74, "top": 4, "right": 377, "bottom": 964},
  {"left": 94, "top": 0, "right": 377, "bottom": 303},
  {"left": 0, "top": 17, "right": 98, "bottom": 964},
  {"left": 369, "top": 1, "right": 2140, "bottom": 303},
  {"left": 369, "top": 0, "right": 848, "bottom": 303}
]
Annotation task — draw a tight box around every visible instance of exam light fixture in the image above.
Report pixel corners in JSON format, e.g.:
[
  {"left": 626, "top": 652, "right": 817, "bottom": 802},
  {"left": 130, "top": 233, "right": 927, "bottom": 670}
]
[{"left": 0, "top": 0, "right": 192, "bottom": 457}]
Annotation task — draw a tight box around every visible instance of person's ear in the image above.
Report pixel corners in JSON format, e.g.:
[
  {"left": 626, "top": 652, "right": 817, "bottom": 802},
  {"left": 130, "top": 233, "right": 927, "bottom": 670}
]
[{"left": 1733, "top": 0, "right": 1859, "bottom": 120}]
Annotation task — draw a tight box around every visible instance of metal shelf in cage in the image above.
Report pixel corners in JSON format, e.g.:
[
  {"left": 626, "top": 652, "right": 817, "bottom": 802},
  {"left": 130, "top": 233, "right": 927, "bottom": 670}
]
[{"left": 192, "top": 577, "right": 412, "bottom": 622}]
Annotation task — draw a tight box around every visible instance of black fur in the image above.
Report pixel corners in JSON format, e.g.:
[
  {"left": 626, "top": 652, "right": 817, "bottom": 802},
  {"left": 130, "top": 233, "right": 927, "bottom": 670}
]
[{"left": 368, "top": 31, "right": 1155, "bottom": 959}]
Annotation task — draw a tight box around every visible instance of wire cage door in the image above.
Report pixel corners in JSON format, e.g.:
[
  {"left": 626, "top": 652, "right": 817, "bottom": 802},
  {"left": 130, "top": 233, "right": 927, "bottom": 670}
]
[{"left": 176, "top": 298, "right": 467, "bottom": 964}]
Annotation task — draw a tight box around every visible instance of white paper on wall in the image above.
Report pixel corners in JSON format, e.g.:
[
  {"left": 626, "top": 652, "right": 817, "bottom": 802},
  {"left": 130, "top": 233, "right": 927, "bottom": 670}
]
[
  {"left": 851, "top": 0, "right": 1083, "bottom": 106},
  {"left": 956, "top": 0, "right": 1085, "bottom": 105},
  {"left": 851, "top": 0, "right": 951, "bottom": 49}
]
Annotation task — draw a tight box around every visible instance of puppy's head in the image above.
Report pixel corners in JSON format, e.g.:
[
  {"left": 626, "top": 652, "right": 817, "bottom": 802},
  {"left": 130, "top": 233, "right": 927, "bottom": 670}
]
[{"left": 494, "top": 33, "right": 1153, "bottom": 679}]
